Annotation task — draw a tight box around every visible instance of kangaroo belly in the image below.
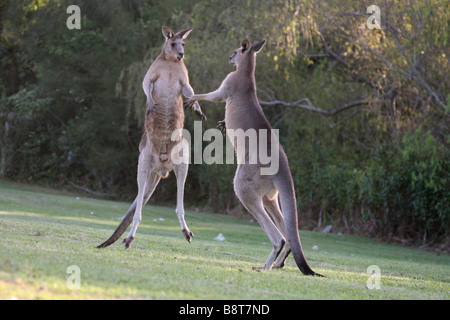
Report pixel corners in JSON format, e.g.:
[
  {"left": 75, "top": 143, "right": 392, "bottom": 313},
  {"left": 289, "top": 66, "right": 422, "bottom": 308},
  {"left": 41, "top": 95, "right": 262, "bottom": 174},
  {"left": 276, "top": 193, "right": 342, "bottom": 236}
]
[{"left": 145, "top": 98, "right": 184, "bottom": 162}]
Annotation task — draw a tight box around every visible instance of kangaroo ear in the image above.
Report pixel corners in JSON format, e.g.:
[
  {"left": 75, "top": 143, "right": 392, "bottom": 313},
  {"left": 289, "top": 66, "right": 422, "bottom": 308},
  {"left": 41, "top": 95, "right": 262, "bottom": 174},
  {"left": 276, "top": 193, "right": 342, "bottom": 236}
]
[
  {"left": 177, "top": 28, "right": 193, "bottom": 40},
  {"left": 251, "top": 40, "right": 266, "bottom": 53},
  {"left": 162, "top": 26, "right": 175, "bottom": 40},
  {"left": 241, "top": 39, "right": 251, "bottom": 52}
]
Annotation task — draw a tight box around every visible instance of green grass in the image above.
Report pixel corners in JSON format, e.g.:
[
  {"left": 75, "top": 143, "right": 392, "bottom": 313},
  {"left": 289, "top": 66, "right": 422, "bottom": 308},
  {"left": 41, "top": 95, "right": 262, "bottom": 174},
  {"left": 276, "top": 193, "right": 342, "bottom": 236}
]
[{"left": 0, "top": 179, "right": 449, "bottom": 299}]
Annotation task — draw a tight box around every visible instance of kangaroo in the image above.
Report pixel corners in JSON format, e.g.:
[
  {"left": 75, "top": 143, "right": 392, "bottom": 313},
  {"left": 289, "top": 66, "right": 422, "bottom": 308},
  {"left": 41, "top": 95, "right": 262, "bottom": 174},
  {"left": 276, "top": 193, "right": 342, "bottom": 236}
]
[
  {"left": 97, "top": 26, "right": 205, "bottom": 249},
  {"left": 185, "top": 40, "right": 322, "bottom": 276}
]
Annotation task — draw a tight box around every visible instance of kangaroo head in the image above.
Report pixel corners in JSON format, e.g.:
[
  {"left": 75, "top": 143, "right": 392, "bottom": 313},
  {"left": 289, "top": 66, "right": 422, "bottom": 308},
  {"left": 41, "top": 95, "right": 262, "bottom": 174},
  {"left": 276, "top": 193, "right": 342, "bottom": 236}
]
[
  {"left": 162, "top": 26, "right": 193, "bottom": 61},
  {"left": 229, "top": 39, "right": 266, "bottom": 67}
]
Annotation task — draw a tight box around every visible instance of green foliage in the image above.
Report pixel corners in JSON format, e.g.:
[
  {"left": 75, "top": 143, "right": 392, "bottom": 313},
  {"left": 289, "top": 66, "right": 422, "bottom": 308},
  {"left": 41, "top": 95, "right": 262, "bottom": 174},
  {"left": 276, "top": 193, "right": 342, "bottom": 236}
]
[
  {"left": 6, "top": 87, "right": 52, "bottom": 117},
  {"left": 360, "top": 129, "right": 450, "bottom": 243},
  {"left": 1, "top": 0, "right": 144, "bottom": 192},
  {"left": 0, "top": 87, "right": 58, "bottom": 181},
  {"left": 288, "top": 124, "right": 449, "bottom": 244}
]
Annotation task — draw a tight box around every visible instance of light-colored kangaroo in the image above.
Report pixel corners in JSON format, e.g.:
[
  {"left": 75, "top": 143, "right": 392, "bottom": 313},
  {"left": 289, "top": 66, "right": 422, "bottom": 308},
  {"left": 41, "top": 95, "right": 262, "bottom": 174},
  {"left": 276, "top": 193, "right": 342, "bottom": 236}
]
[
  {"left": 98, "top": 26, "right": 205, "bottom": 249},
  {"left": 185, "top": 40, "right": 322, "bottom": 276}
]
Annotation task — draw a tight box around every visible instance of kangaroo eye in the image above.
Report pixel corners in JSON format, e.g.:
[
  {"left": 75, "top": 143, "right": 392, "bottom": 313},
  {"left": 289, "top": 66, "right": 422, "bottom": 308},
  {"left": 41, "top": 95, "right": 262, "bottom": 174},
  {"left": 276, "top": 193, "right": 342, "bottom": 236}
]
[
  {"left": 182, "top": 43, "right": 185, "bottom": 47},
  {"left": 171, "top": 43, "right": 175, "bottom": 48}
]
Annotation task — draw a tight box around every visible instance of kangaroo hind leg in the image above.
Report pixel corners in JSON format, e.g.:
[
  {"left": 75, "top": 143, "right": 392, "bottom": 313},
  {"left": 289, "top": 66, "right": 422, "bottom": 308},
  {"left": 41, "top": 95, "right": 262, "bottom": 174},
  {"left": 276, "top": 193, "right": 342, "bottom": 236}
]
[
  {"left": 172, "top": 138, "right": 193, "bottom": 243},
  {"left": 97, "top": 176, "right": 160, "bottom": 249},
  {"left": 123, "top": 144, "right": 161, "bottom": 249},
  {"left": 263, "top": 195, "right": 291, "bottom": 268},
  {"left": 236, "top": 187, "right": 285, "bottom": 270}
]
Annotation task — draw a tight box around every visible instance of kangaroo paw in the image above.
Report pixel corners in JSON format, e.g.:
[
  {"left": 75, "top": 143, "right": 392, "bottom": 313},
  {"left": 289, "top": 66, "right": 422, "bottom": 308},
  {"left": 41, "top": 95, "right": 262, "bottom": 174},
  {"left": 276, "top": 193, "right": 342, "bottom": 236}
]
[
  {"left": 217, "top": 120, "right": 226, "bottom": 134},
  {"left": 193, "top": 102, "right": 207, "bottom": 121},
  {"left": 183, "top": 99, "right": 196, "bottom": 110},
  {"left": 146, "top": 102, "right": 158, "bottom": 116}
]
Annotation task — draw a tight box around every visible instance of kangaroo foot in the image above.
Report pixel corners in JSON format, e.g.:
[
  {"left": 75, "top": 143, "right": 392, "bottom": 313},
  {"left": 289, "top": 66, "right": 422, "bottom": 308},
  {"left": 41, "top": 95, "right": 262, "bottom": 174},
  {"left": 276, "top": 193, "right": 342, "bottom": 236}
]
[
  {"left": 123, "top": 236, "right": 135, "bottom": 249},
  {"left": 272, "top": 261, "right": 286, "bottom": 269},
  {"left": 182, "top": 229, "right": 194, "bottom": 243}
]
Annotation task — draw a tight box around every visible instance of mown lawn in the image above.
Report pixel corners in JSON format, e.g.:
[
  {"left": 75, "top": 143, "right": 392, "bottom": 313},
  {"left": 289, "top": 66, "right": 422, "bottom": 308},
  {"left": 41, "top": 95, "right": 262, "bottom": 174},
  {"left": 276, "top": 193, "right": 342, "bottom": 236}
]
[{"left": 0, "top": 179, "right": 448, "bottom": 299}]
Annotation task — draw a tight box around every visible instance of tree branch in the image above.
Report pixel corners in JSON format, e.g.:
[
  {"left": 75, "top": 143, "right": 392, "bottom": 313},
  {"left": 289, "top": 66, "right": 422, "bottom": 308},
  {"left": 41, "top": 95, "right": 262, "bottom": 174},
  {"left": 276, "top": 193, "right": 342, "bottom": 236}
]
[
  {"left": 316, "top": 30, "right": 382, "bottom": 90},
  {"left": 383, "top": 16, "right": 447, "bottom": 112},
  {"left": 259, "top": 96, "right": 382, "bottom": 116}
]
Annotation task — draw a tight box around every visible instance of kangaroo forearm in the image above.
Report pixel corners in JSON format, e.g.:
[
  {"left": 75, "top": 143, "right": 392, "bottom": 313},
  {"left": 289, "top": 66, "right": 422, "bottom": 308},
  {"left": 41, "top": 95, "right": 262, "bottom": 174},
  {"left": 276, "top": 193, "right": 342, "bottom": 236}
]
[
  {"left": 181, "top": 84, "right": 195, "bottom": 99},
  {"left": 193, "top": 90, "right": 225, "bottom": 102},
  {"left": 143, "top": 81, "right": 157, "bottom": 105}
]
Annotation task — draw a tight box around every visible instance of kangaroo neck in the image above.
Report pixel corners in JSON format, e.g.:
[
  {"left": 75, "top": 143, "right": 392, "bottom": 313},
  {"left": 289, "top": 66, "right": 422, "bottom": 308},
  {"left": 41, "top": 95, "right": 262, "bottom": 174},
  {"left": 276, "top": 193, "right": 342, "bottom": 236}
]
[
  {"left": 235, "top": 53, "right": 257, "bottom": 92},
  {"left": 237, "top": 53, "right": 255, "bottom": 76}
]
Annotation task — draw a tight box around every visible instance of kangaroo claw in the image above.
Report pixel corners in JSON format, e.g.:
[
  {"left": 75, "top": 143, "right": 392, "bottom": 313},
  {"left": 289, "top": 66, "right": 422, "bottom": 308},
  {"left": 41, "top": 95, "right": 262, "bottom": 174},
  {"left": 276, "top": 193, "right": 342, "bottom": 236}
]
[
  {"left": 217, "top": 120, "right": 226, "bottom": 134},
  {"left": 195, "top": 110, "right": 207, "bottom": 121},
  {"left": 193, "top": 102, "right": 207, "bottom": 120},
  {"left": 146, "top": 102, "right": 158, "bottom": 116},
  {"left": 183, "top": 99, "right": 196, "bottom": 110},
  {"left": 182, "top": 229, "right": 194, "bottom": 243},
  {"left": 123, "top": 236, "right": 135, "bottom": 249}
]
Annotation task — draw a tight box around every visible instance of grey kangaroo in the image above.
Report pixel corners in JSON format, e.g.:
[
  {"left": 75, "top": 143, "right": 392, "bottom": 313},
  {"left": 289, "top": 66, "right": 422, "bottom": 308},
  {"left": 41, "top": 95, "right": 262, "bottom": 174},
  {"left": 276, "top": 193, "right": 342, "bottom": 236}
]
[
  {"left": 185, "top": 39, "right": 322, "bottom": 276},
  {"left": 98, "top": 26, "right": 205, "bottom": 249}
]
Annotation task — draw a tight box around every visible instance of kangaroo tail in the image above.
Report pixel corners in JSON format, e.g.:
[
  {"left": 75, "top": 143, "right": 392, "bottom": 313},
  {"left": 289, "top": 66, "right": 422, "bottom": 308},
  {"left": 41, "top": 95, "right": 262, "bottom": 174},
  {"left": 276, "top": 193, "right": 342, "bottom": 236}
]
[
  {"left": 96, "top": 199, "right": 136, "bottom": 248},
  {"left": 275, "top": 176, "right": 323, "bottom": 277}
]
